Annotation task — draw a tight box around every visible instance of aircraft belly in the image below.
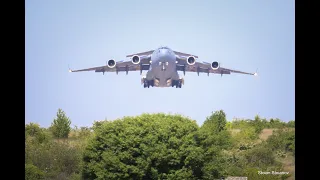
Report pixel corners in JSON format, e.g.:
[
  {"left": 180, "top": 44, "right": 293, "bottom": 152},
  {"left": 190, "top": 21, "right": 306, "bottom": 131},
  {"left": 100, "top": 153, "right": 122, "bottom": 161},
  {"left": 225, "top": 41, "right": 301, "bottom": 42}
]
[
  {"left": 152, "top": 65, "right": 176, "bottom": 87},
  {"left": 149, "top": 50, "right": 177, "bottom": 87}
]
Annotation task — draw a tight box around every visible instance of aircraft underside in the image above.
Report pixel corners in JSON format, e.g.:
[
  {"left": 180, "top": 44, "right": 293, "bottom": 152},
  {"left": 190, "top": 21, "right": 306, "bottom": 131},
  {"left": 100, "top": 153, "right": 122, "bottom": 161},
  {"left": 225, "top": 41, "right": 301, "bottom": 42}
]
[
  {"left": 141, "top": 68, "right": 184, "bottom": 88},
  {"left": 141, "top": 78, "right": 184, "bottom": 88}
]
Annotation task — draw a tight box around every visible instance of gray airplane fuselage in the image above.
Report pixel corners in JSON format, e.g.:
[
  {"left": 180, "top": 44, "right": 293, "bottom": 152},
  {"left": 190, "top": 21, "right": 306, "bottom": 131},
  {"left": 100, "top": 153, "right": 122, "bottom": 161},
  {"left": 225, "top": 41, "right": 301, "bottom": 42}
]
[{"left": 145, "top": 47, "right": 180, "bottom": 87}]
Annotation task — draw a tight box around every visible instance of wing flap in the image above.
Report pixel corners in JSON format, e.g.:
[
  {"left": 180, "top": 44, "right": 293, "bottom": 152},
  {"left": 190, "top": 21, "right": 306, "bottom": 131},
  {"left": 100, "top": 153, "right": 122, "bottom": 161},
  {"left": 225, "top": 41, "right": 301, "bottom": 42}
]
[{"left": 219, "top": 67, "right": 256, "bottom": 75}]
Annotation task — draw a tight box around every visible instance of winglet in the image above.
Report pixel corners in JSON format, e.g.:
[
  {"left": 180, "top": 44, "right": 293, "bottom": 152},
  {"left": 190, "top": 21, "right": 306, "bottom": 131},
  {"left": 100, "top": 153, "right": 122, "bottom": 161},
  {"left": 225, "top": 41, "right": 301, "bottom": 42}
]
[
  {"left": 254, "top": 68, "right": 258, "bottom": 76},
  {"left": 68, "top": 65, "right": 73, "bottom": 72}
]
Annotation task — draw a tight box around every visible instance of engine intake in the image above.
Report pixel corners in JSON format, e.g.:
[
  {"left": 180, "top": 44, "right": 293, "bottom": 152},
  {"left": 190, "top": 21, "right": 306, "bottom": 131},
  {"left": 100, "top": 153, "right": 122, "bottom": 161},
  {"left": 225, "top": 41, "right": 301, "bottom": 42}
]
[
  {"left": 132, "top": 55, "right": 140, "bottom": 64},
  {"left": 211, "top": 61, "right": 219, "bottom": 70},
  {"left": 187, "top": 56, "right": 196, "bottom": 65},
  {"left": 107, "top": 59, "right": 116, "bottom": 68}
]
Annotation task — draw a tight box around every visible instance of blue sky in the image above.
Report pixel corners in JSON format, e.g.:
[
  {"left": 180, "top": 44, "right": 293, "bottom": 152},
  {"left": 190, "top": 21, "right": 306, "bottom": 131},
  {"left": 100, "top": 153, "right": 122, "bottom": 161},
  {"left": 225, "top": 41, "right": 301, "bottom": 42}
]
[{"left": 25, "top": 0, "right": 295, "bottom": 128}]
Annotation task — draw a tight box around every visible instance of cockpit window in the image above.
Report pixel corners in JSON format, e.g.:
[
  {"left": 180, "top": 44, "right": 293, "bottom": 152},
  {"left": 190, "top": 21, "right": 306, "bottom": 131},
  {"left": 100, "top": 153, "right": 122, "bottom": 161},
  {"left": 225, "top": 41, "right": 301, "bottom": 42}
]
[{"left": 157, "top": 46, "right": 172, "bottom": 54}]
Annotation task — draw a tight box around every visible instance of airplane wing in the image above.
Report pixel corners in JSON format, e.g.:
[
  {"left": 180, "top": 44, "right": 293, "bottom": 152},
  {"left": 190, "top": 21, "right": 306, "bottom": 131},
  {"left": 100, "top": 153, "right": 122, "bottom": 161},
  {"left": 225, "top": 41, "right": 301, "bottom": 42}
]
[
  {"left": 176, "top": 61, "right": 257, "bottom": 76},
  {"left": 69, "top": 60, "right": 150, "bottom": 74},
  {"left": 173, "top": 51, "right": 198, "bottom": 58},
  {"left": 126, "top": 50, "right": 154, "bottom": 57}
]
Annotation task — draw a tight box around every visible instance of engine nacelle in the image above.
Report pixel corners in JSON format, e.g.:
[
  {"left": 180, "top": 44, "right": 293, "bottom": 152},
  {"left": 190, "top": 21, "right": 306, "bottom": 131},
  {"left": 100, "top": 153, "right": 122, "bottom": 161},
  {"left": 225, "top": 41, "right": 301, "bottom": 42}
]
[
  {"left": 132, "top": 55, "right": 141, "bottom": 64},
  {"left": 107, "top": 59, "right": 116, "bottom": 68},
  {"left": 186, "top": 56, "right": 196, "bottom": 65},
  {"left": 211, "top": 61, "right": 220, "bottom": 70}
]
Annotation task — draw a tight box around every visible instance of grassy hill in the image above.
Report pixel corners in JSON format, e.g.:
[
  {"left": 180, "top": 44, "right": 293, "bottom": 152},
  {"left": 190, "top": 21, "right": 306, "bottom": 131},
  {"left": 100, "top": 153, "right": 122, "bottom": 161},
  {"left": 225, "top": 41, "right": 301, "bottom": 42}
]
[{"left": 228, "top": 127, "right": 295, "bottom": 180}]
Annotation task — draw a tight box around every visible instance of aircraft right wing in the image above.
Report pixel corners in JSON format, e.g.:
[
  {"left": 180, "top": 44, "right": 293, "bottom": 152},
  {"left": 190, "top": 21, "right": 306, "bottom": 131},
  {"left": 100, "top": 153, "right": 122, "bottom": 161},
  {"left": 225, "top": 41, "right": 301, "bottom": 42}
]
[
  {"left": 173, "top": 51, "right": 198, "bottom": 58},
  {"left": 69, "top": 58, "right": 151, "bottom": 75}
]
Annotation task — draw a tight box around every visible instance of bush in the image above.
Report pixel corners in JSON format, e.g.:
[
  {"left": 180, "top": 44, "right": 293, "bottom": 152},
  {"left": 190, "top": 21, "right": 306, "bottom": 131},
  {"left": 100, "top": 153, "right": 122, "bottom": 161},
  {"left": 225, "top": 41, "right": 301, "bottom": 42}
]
[
  {"left": 26, "top": 139, "right": 82, "bottom": 179},
  {"left": 287, "top": 120, "right": 295, "bottom": 128},
  {"left": 82, "top": 113, "right": 206, "bottom": 179},
  {"left": 25, "top": 164, "right": 44, "bottom": 180},
  {"left": 26, "top": 123, "right": 42, "bottom": 136},
  {"left": 252, "top": 115, "right": 264, "bottom": 134},
  {"left": 267, "top": 129, "right": 295, "bottom": 154},
  {"left": 233, "top": 126, "right": 258, "bottom": 144},
  {"left": 244, "top": 145, "right": 277, "bottom": 168},
  {"left": 203, "top": 110, "right": 227, "bottom": 133},
  {"left": 238, "top": 142, "right": 256, "bottom": 151},
  {"left": 221, "top": 150, "right": 246, "bottom": 176},
  {"left": 25, "top": 123, "right": 52, "bottom": 144},
  {"left": 269, "top": 118, "right": 286, "bottom": 129},
  {"left": 78, "top": 127, "right": 92, "bottom": 139}
]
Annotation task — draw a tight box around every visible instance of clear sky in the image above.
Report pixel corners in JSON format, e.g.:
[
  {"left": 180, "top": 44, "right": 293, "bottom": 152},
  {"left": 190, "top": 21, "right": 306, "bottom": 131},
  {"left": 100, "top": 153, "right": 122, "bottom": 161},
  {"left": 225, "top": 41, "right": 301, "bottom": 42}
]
[{"left": 26, "top": 0, "right": 295, "bottom": 128}]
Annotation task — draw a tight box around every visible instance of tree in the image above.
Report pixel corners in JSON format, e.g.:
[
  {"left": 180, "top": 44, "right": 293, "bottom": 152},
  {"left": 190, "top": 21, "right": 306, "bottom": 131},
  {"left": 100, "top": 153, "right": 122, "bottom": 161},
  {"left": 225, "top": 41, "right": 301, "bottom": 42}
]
[
  {"left": 269, "top": 118, "right": 285, "bottom": 128},
  {"left": 252, "top": 115, "right": 264, "bottom": 134},
  {"left": 82, "top": 113, "right": 206, "bottom": 179},
  {"left": 199, "top": 110, "right": 232, "bottom": 178},
  {"left": 287, "top": 120, "right": 295, "bottom": 128},
  {"left": 261, "top": 118, "right": 269, "bottom": 128},
  {"left": 243, "top": 144, "right": 276, "bottom": 168},
  {"left": 26, "top": 139, "right": 82, "bottom": 179},
  {"left": 25, "top": 123, "right": 42, "bottom": 136},
  {"left": 267, "top": 129, "right": 295, "bottom": 154},
  {"left": 203, "top": 110, "right": 227, "bottom": 133},
  {"left": 25, "top": 123, "right": 51, "bottom": 144},
  {"left": 50, "top": 109, "right": 71, "bottom": 138},
  {"left": 78, "top": 127, "right": 92, "bottom": 139}
]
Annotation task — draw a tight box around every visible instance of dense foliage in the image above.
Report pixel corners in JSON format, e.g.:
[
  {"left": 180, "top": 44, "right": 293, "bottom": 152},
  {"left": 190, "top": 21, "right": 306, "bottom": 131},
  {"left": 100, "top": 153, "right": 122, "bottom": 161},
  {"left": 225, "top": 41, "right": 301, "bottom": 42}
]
[
  {"left": 25, "top": 109, "right": 295, "bottom": 180},
  {"left": 83, "top": 113, "right": 204, "bottom": 179},
  {"left": 267, "top": 129, "right": 295, "bottom": 157},
  {"left": 50, "top": 109, "right": 71, "bottom": 138}
]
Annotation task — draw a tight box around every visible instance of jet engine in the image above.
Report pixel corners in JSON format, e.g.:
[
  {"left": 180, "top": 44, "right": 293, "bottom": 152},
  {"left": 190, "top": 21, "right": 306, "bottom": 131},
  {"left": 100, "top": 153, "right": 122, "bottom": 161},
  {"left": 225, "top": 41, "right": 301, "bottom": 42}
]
[
  {"left": 107, "top": 59, "right": 116, "bottom": 68},
  {"left": 211, "top": 61, "right": 220, "bottom": 70},
  {"left": 132, "top": 55, "right": 141, "bottom": 64},
  {"left": 186, "top": 56, "right": 196, "bottom": 65}
]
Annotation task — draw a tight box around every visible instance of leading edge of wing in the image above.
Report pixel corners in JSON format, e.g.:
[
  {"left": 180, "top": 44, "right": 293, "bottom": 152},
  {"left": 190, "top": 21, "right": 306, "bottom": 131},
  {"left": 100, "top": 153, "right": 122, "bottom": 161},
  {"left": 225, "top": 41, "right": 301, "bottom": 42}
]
[
  {"left": 220, "top": 67, "right": 258, "bottom": 76},
  {"left": 126, "top": 50, "right": 154, "bottom": 57},
  {"left": 174, "top": 51, "right": 198, "bottom": 58},
  {"left": 68, "top": 65, "right": 107, "bottom": 72}
]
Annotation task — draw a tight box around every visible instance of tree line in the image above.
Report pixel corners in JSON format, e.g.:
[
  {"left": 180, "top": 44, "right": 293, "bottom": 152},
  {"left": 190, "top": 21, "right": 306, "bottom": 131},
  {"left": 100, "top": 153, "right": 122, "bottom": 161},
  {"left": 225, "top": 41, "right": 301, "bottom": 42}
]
[{"left": 25, "top": 109, "right": 295, "bottom": 180}]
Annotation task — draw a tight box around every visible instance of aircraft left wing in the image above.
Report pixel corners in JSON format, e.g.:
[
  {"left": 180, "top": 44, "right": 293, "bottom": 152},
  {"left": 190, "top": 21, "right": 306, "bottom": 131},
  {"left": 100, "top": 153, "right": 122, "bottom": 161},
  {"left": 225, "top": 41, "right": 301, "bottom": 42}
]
[
  {"left": 126, "top": 50, "right": 154, "bottom": 57},
  {"left": 176, "top": 61, "right": 257, "bottom": 76}
]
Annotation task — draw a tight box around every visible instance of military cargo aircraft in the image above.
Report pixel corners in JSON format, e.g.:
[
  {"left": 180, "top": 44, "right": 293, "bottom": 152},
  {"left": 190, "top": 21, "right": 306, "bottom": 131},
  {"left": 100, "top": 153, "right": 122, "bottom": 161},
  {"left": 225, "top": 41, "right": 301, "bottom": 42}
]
[{"left": 69, "top": 46, "right": 257, "bottom": 88}]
